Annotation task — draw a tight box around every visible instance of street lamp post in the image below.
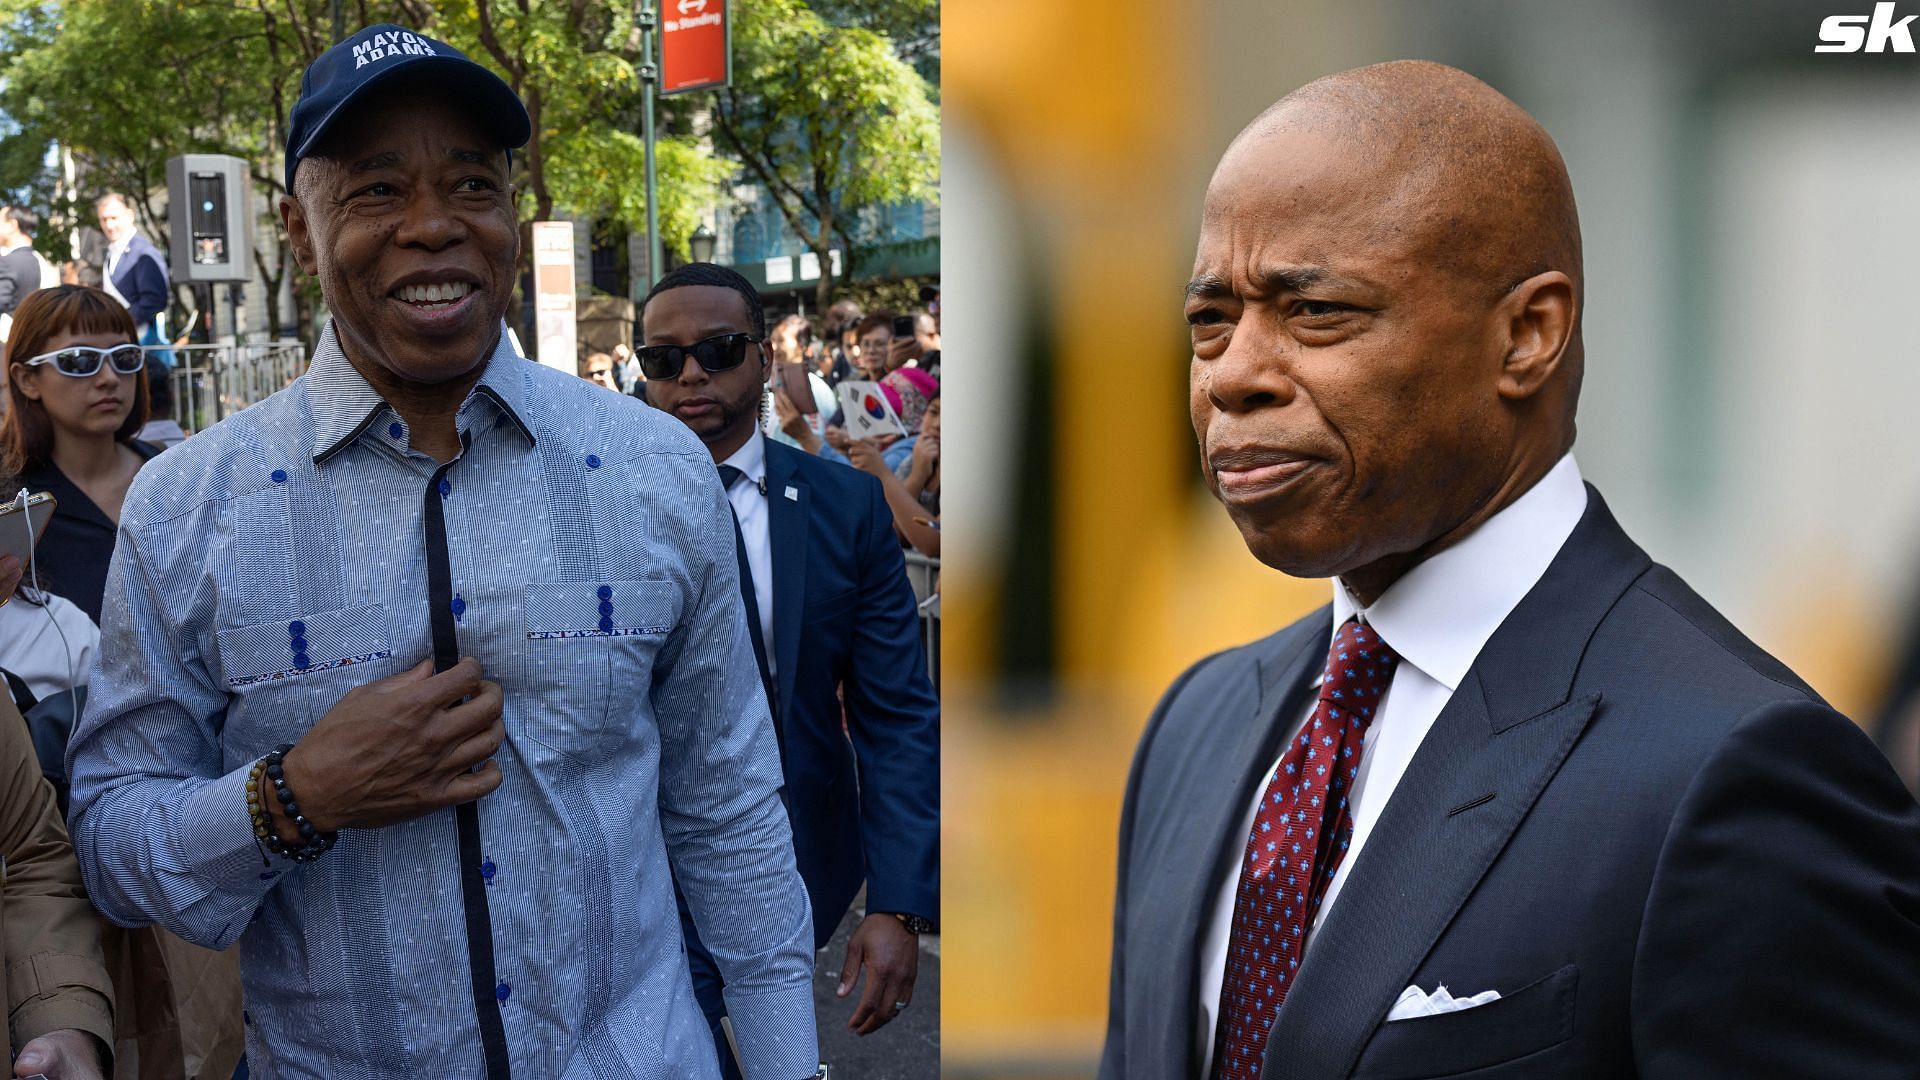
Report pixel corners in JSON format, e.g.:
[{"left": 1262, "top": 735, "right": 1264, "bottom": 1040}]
[
  {"left": 689, "top": 223, "right": 715, "bottom": 263},
  {"left": 640, "top": 1, "right": 662, "bottom": 289}
]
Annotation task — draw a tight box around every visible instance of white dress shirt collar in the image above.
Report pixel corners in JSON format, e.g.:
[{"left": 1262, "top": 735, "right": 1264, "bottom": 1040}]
[
  {"left": 101, "top": 238, "right": 130, "bottom": 308},
  {"left": 720, "top": 428, "right": 768, "bottom": 488},
  {"left": 717, "top": 427, "right": 776, "bottom": 679},
  {"left": 1331, "top": 453, "right": 1587, "bottom": 692}
]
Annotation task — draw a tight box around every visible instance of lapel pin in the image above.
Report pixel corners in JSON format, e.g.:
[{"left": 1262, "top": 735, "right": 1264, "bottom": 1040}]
[{"left": 785, "top": 485, "right": 799, "bottom": 501}]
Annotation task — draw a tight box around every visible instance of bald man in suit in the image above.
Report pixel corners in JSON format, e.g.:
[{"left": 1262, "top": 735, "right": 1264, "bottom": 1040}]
[{"left": 1101, "top": 61, "right": 1920, "bottom": 1080}]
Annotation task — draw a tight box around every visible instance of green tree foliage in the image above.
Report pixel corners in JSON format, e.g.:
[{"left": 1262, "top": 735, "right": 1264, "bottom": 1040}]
[
  {"left": 434, "top": 0, "right": 730, "bottom": 260},
  {"left": 0, "top": 0, "right": 730, "bottom": 341},
  {"left": 0, "top": 0, "right": 439, "bottom": 339},
  {"left": 807, "top": 0, "right": 939, "bottom": 88},
  {"left": 714, "top": 0, "right": 940, "bottom": 311}
]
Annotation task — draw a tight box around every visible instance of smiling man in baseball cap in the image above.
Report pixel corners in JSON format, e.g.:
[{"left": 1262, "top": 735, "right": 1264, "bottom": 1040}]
[{"left": 67, "top": 24, "right": 821, "bottom": 1078}]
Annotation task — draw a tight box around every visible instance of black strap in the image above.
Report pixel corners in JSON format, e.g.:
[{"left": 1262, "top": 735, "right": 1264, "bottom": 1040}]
[
  {"left": 423, "top": 435, "right": 510, "bottom": 1079},
  {"left": 717, "top": 466, "right": 778, "bottom": 727},
  {"left": 3, "top": 666, "right": 37, "bottom": 713}
]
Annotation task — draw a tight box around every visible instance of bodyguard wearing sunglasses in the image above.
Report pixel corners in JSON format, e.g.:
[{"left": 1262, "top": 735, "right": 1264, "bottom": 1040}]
[
  {"left": 0, "top": 285, "right": 159, "bottom": 624},
  {"left": 65, "top": 25, "right": 819, "bottom": 1079},
  {"left": 645, "top": 263, "right": 939, "bottom": 1075}
]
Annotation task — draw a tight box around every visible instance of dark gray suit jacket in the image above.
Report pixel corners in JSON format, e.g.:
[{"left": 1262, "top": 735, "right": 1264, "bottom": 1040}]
[
  {"left": 0, "top": 246, "right": 40, "bottom": 315},
  {"left": 1101, "top": 487, "right": 1920, "bottom": 1079}
]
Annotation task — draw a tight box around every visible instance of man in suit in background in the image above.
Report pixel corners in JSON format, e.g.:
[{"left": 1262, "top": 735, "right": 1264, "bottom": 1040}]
[
  {"left": 94, "top": 192, "right": 170, "bottom": 363},
  {"left": 1101, "top": 60, "right": 1920, "bottom": 1080},
  {"left": 0, "top": 206, "right": 52, "bottom": 326},
  {"left": 644, "top": 263, "right": 940, "bottom": 1075}
]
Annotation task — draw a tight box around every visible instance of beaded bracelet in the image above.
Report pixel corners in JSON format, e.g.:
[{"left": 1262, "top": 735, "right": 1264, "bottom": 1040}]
[
  {"left": 246, "top": 757, "right": 274, "bottom": 863},
  {"left": 249, "top": 744, "right": 338, "bottom": 863}
]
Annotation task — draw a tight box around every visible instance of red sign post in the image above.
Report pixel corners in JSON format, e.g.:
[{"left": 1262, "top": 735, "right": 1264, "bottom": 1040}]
[{"left": 660, "top": 0, "right": 730, "bottom": 95}]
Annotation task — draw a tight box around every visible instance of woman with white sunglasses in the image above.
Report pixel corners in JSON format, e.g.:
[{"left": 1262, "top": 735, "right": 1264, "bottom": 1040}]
[{"left": 0, "top": 285, "right": 158, "bottom": 623}]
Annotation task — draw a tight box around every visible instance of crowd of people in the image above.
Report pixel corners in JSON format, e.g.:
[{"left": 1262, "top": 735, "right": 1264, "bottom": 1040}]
[
  {"left": 609, "top": 288, "right": 943, "bottom": 561},
  {"left": 2, "top": 22, "right": 939, "bottom": 1080}
]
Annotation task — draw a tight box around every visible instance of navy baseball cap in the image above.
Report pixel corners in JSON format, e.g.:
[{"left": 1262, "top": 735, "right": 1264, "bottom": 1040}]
[{"left": 285, "top": 24, "right": 531, "bottom": 192}]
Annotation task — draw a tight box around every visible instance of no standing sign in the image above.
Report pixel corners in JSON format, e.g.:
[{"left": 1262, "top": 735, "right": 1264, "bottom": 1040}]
[{"left": 661, "top": 0, "right": 730, "bottom": 95}]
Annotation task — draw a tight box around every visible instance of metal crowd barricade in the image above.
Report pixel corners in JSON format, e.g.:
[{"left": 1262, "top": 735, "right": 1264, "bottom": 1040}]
[
  {"left": 161, "top": 340, "right": 309, "bottom": 434},
  {"left": 904, "top": 551, "right": 940, "bottom": 690}
]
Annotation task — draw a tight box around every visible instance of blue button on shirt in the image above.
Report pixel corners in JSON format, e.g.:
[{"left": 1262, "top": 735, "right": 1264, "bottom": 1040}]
[{"left": 67, "top": 325, "right": 818, "bottom": 1078}]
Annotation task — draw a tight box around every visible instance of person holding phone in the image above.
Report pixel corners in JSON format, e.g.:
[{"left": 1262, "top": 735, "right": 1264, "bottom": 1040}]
[
  {"left": 0, "top": 286, "right": 159, "bottom": 625},
  {"left": 764, "top": 315, "right": 835, "bottom": 452},
  {"left": 884, "top": 312, "right": 939, "bottom": 381}
]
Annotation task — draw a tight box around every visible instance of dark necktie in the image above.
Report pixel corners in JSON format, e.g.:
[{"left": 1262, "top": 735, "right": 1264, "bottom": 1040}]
[
  {"left": 1211, "top": 618, "right": 1400, "bottom": 1080},
  {"left": 421, "top": 433, "right": 509, "bottom": 1078},
  {"left": 717, "top": 464, "right": 776, "bottom": 720}
]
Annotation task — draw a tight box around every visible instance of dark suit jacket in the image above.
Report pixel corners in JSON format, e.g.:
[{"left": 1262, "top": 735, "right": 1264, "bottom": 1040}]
[
  {"left": 1102, "top": 487, "right": 1920, "bottom": 1079},
  {"left": 0, "top": 247, "right": 40, "bottom": 316},
  {"left": 762, "top": 440, "right": 940, "bottom": 942},
  {"left": 20, "top": 442, "right": 164, "bottom": 625},
  {"left": 108, "top": 234, "right": 168, "bottom": 332}
]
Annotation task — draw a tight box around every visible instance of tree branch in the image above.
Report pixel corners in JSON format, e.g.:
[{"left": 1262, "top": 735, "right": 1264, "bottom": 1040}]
[
  {"left": 253, "top": 239, "right": 285, "bottom": 286},
  {"left": 280, "top": 0, "right": 321, "bottom": 62},
  {"left": 712, "top": 104, "right": 823, "bottom": 235},
  {"left": 473, "top": 0, "right": 526, "bottom": 88}
]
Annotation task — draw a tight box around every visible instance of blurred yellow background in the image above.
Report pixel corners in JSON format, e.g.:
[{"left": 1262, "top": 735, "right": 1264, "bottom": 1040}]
[{"left": 939, "top": 2, "right": 1920, "bottom": 1075}]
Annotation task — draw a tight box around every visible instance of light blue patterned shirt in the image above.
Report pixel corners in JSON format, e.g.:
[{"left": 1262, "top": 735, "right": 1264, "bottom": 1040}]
[{"left": 66, "top": 326, "right": 818, "bottom": 1078}]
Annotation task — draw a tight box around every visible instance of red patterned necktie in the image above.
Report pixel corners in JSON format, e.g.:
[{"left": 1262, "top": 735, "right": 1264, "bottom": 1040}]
[{"left": 1212, "top": 618, "right": 1400, "bottom": 1080}]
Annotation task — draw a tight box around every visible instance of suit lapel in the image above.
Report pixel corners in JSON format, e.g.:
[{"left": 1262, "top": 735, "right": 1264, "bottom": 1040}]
[
  {"left": 1259, "top": 679, "right": 1600, "bottom": 1079},
  {"left": 1155, "top": 612, "right": 1327, "bottom": 1076},
  {"left": 764, "top": 443, "right": 809, "bottom": 723},
  {"left": 1260, "top": 486, "right": 1650, "bottom": 1079}
]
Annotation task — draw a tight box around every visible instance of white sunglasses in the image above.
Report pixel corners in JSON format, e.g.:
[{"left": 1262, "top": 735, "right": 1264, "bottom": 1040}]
[{"left": 20, "top": 344, "right": 147, "bottom": 377}]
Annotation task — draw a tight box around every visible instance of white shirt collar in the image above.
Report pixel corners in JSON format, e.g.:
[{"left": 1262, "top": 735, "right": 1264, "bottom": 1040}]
[
  {"left": 719, "top": 428, "right": 767, "bottom": 487},
  {"left": 1330, "top": 453, "right": 1587, "bottom": 692}
]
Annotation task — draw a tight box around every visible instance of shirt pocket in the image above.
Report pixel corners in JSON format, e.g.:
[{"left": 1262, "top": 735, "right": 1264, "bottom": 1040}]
[
  {"left": 521, "top": 580, "right": 678, "bottom": 760},
  {"left": 213, "top": 606, "right": 394, "bottom": 757}
]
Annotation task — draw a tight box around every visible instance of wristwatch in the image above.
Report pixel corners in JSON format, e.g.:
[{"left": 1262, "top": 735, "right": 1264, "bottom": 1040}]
[{"left": 889, "top": 911, "right": 935, "bottom": 935}]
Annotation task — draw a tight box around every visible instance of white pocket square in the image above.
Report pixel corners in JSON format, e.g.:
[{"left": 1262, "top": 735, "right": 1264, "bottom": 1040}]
[{"left": 1386, "top": 983, "right": 1502, "bottom": 1021}]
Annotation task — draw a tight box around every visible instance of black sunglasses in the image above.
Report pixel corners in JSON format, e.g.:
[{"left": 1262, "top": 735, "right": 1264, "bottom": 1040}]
[
  {"left": 636, "top": 332, "right": 761, "bottom": 381},
  {"left": 21, "top": 344, "right": 147, "bottom": 377}
]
